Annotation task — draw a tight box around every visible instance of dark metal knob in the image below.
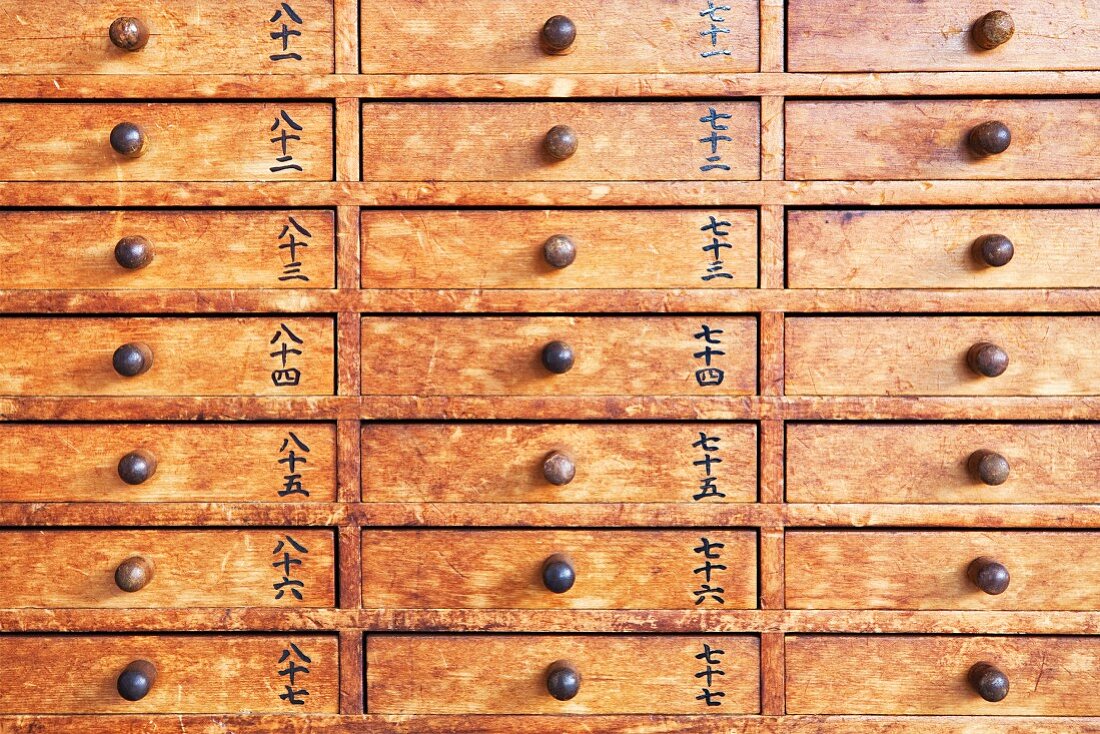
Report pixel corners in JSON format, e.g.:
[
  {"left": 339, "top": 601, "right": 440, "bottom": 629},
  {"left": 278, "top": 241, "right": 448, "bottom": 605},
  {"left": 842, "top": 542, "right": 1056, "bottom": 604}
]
[
  {"left": 968, "top": 556, "right": 1011, "bottom": 595},
  {"left": 115, "top": 556, "right": 154, "bottom": 593},
  {"left": 969, "top": 121, "right": 1011, "bottom": 157},
  {"left": 110, "top": 122, "right": 147, "bottom": 158},
  {"left": 542, "top": 451, "right": 576, "bottom": 486},
  {"left": 972, "top": 11, "right": 1014, "bottom": 49},
  {"left": 544, "top": 125, "right": 578, "bottom": 161},
  {"left": 541, "top": 340, "right": 575, "bottom": 374},
  {"left": 540, "top": 15, "right": 576, "bottom": 54},
  {"left": 118, "top": 449, "right": 158, "bottom": 485},
  {"left": 541, "top": 553, "right": 576, "bottom": 594},
  {"left": 546, "top": 659, "right": 581, "bottom": 701},
  {"left": 109, "top": 17, "right": 150, "bottom": 52},
  {"left": 117, "top": 659, "right": 157, "bottom": 701},
  {"left": 968, "top": 661, "right": 1010, "bottom": 702},
  {"left": 115, "top": 235, "right": 154, "bottom": 270},
  {"left": 972, "top": 234, "right": 1014, "bottom": 267},
  {"left": 968, "top": 449, "right": 1010, "bottom": 486},
  {"left": 967, "top": 342, "right": 1009, "bottom": 378},
  {"left": 543, "top": 234, "right": 577, "bottom": 269},
  {"left": 113, "top": 342, "right": 154, "bottom": 377}
]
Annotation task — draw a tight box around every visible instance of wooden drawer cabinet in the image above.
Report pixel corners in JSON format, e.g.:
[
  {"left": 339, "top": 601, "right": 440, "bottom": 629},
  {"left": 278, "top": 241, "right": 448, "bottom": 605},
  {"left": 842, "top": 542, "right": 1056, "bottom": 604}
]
[{"left": 366, "top": 635, "right": 760, "bottom": 714}]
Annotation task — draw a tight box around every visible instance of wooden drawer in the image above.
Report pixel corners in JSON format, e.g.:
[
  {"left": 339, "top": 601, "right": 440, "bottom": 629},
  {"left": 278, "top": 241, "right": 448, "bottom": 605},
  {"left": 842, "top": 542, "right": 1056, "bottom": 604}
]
[
  {"left": 786, "top": 99, "right": 1100, "bottom": 180},
  {"left": 361, "top": 316, "right": 757, "bottom": 397},
  {"left": 0, "top": 529, "right": 333, "bottom": 608},
  {"left": 789, "top": 0, "right": 1100, "bottom": 72},
  {"left": 0, "top": 316, "right": 334, "bottom": 397},
  {"left": 0, "top": 634, "right": 337, "bottom": 713},
  {"left": 367, "top": 635, "right": 759, "bottom": 714},
  {"left": 787, "top": 530, "right": 1100, "bottom": 611},
  {"left": 361, "top": 209, "right": 758, "bottom": 289},
  {"left": 0, "top": 103, "right": 332, "bottom": 182},
  {"left": 361, "top": 102, "right": 760, "bottom": 182},
  {"left": 361, "top": 423, "right": 757, "bottom": 504},
  {"left": 360, "top": 0, "right": 759, "bottom": 73},
  {"left": 785, "top": 316, "right": 1100, "bottom": 396},
  {"left": 0, "top": 1, "right": 333, "bottom": 74},
  {"left": 0, "top": 210, "right": 334, "bottom": 289},
  {"left": 787, "top": 634, "right": 1100, "bottom": 715},
  {"left": 788, "top": 209, "right": 1100, "bottom": 289},
  {"left": 362, "top": 530, "right": 756, "bottom": 609},
  {"left": 787, "top": 422, "right": 1100, "bottom": 504}
]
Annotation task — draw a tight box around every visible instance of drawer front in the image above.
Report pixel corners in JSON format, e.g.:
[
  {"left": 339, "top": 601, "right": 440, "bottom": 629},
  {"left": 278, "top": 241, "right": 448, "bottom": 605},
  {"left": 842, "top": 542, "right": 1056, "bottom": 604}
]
[
  {"left": 361, "top": 423, "right": 757, "bottom": 504},
  {"left": 0, "top": 317, "right": 334, "bottom": 397},
  {"left": 1, "top": 103, "right": 333, "bottom": 182},
  {"left": 786, "top": 100, "right": 1099, "bottom": 181},
  {"left": 788, "top": 209, "right": 1100, "bottom": 289},
  {"left": 361, "top": 209, "right": 758, "bottom": 289},
  {"left": 361, "top": 102, "right": 760, "bottom": 182},
  {"left": 362, "top": 530, "right": 756, "bottom": 609},
  {"left": 0, "top": 210, "right": 334, "bottom": 289},
  {"left": 786, "top": 530, "right": 1100, "bottom": 611},
  {"left": 361, "top": 0, "right": 759, "bottom": 73},
  {"left": 789, "top": 0, "right": 1100, "bottom": 72},
  {"left": 0, "top": 634, "right": 337, "bottom": 713},
  {"left": 787, "top": 422, "right": 1100, "bottom": 504},
  {"left": 361, "top": 316, "right": 757, "bottom": 397},
  {"left": 787, "top": 634, "right": 1100, "bottom": 715},
  {"left": 785, "top": 316, "right": 1100, "bottom": 396},
  {"left": 0, "top": 529, "right": 333, "bottom": 608},
  {"left": 367, "top": 635, "right": 759, "bottom": 714}
]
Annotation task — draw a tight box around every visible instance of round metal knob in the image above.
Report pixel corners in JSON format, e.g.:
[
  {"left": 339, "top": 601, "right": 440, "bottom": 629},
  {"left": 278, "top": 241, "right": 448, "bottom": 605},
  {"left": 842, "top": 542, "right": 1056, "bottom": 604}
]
[
  {"left": 118, "top": 449, "right": 158, "bottom": 485},
  {"left": 543, "top": 234, "right": 577, "bottom": 269},
  {"left": 546, "top": 659, "right": 581, "bottom": 701},
  {"left": 972, "top": 234, "right": 1014, "bottom": 267},
  {"left": 972, "top": 11, "right": 1014, "bottom": 50},
  {"left": 968, "top": 661, "right": 1010, "bottom": 702},
  {"left": 967, "top": 342, "right": 1009, "bottom": 378},
  {"left": 109, "top": 17, "right": 150, "bottom": 52},
  {"left": 540, "top": 15, "right": 577, "bottom": 54},
  {"left": 117, "top": 659, "right": 157, "bottom": 701},
  {"left": 541, "top": 340, "right": 575, "bottom": 374},
  {"left": 110, "top": 122, "right": 147, "bottom": 158},
  {"left": 113, "top": 342, "right": 154, "bottom": 377},
  {"left": 968, "top": 449, "right": 1010, "bottom": 486},
  {"left": 544, "top": 125, "right": 578, "bottom": 161},
  {"left": 542, "top": 451, "right": 576, "bottom": 486},
  {"left": 968, "top": 556, "right": 1011, "bottom": 595},
  {"left": 115, "top": 235, "right": 154, "bottom": 270},
  {"left": 115, "top": 556, "right": 154, "bottom": 593},
  {"left": 541, "top": 553, "right": 576, "bottom": 594},
  {"left": 969, "top": 121, "right": 1011, "bottom": 156}
]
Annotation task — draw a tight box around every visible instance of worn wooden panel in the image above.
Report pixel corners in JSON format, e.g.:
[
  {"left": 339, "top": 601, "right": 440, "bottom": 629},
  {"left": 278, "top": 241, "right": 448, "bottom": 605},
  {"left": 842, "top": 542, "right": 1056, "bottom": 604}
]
[
  {"left": 787, "top": 422, "right": 1100, "bottom": 504},
  {"left": 361, "top": 316, "right": 757, "bottom": 396},
  {"left": 367, "top": 635, "right": 759, "bottom": 714},
  {"left": 787, "top": 635, "right": 1100, "bottom": 715},
  {"left": 0, "top": 103, "right": 333, "bottom": 181},
  {"left": 362, "top": 530, "right": 756, "bottom": 609},
  {"left": 361, "top": 423, "right": 757, "bottom": 504},
  {"left": 786, "top": 100, "right": 1100, "bottom": 180},
  {"left": 361, "top": 102, "right": 760, "bottom": 181},
  {"left": 361, "top": 209, "right": 758, "bottom": 289},
  {"left": 785, "top": 316, "right": 1100, "bottom": 396},
  {"left": 0, "top": 316, "right": 334, "bottom": 396},
  {"left": 360, "top": 0, "right": 759, "bottom": 73},
  {"left": 0, "top": 634, "right": 338, "bottom": 713}
]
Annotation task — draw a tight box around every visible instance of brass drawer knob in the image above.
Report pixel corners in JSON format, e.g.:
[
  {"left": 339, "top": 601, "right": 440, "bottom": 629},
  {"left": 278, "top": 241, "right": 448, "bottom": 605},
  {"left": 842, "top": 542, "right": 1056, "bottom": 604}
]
[
  {"left": 113, "top": 342, "right": 154, "bottom": 377},
  {"left": 118, "top": 449, "right": 158, "bottom": 485},
  {"left": 972, "top": 10, "right": 1015, "bottom": 50},
  {"left": 115, "top": 556, "right": 155, "bottom": 593},
  {"left": 115, "top": 235, "right": 155, "bottom": 270},
  {"left": 968, "top": 449, "right": 1010, "bottom": 486},
  {"left": 542, "top": 451, "right": 576, "bottom": 486},
  {"left": 972, "top": 234, "right": 1014, "bottom": 267},
  {"left": 110, "top": 122, "right": 147, "bottom": 158},
  {"left": 543, "top": 234, "right": 577, "bottom": 269},
  {"left": 109, "top": 17, "right": 150, "bottom": 52},
  {"left": 117, "top": 659, "right": 157, "bottom": 701},
  {"left": 540, "top": 15, "right": 577, "bottom": 54},
  {"left": 967, "top": 342, "right": 1009, "bottom": 378},
  {"left": 541, "top": 340, "right": 575, "bottom": 374},
  {"left": 546, "top": 659, "right": 581, "bottom": 701},
  {"left": 969, "top": 121, "right": 1011, "bottom": 157},
  {"left": 968, "top": 556, "right": 1011, "bottom": 595},
  {"left": 541, "top": 553, "right": 576, "bottom": 594},
  {"left": 544, "top": 125, "right": 578, "bottom": 161},
  {"left": 968, "top": 661, "right": 1010, "bottom": 702}
]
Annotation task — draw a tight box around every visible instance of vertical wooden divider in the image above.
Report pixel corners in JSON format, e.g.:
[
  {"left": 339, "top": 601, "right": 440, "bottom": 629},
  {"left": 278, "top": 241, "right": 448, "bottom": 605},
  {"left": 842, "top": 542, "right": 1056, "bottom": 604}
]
[
  {"left": 759, "top": 0, "right": 785, "bottom": 72},
  {"left": 334, "top": 0, "right": 360, "bottom": 74}
]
